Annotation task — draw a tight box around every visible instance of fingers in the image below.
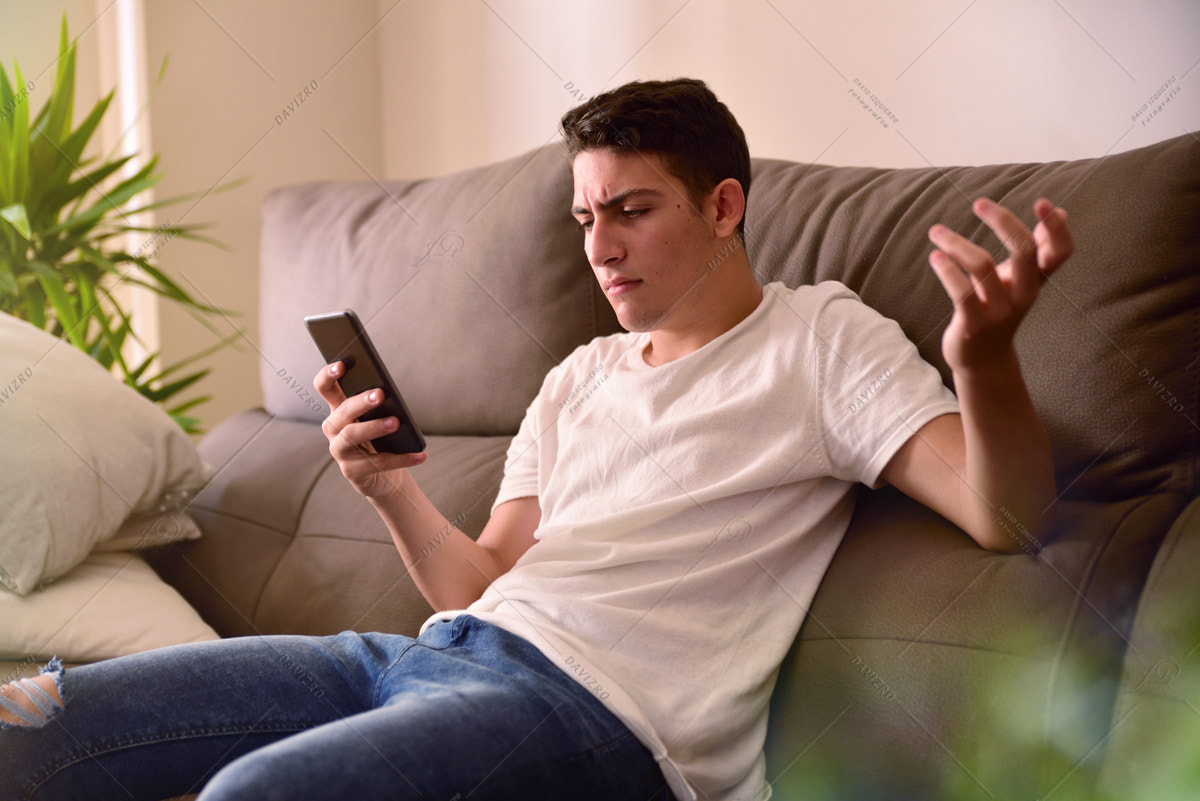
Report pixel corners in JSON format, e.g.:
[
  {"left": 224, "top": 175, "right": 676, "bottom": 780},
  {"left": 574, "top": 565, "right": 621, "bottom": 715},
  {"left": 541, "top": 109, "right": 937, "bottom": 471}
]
[
  {"left": 321, "top": 386, "right": 390, "bottom": 450},
  {"left": 1032, "top": 198, "right": 1074, "bottom": 275},
  {"left": 927, "top": 237, "right": 978, "bottom": 310},
  {"left": 313, "top": 362, "right": 349, "bottom": 407},
  {"left": 323, "top": 390, "right": 428, "bottom": 473},
  {"left": 974, "top": 198, "right": 1049, "bottom": 306},
  {"left": 313, "top": 361, "right": 419, "bottom": 456},
  {"left": 313, "top": 361, "right": 385, "bottom": 442},
  {"left": 312, "top": 365, "right": 427, "bottom": 500},
  {"left": 929, "top": 198, "right": 1073, "bottom": 310},
  {"left": 322, "top": 388, "right": 381, "bottom": 447},
  {"left": 927, "top": 219, "right": 1004, "bottom": 312}
]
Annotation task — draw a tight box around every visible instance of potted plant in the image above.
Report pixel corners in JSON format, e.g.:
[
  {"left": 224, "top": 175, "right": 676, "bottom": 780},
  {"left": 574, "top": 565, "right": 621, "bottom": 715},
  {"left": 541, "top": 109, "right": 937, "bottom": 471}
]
[{"left": 0, "top": 19, "right": 234, "bottom": 433}]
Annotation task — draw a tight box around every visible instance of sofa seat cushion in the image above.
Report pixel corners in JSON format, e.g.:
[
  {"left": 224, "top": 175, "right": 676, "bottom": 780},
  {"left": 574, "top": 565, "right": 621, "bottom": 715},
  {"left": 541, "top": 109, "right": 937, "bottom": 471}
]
[{"left": 150, "top": 409, "right": 509, "bottom": 638}]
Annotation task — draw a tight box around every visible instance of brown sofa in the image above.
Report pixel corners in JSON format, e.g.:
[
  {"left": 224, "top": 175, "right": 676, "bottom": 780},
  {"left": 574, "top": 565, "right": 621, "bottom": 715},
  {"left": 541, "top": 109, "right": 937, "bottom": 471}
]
[{"left": 150, "top": 132, "right": 1199, "bottom": 800}]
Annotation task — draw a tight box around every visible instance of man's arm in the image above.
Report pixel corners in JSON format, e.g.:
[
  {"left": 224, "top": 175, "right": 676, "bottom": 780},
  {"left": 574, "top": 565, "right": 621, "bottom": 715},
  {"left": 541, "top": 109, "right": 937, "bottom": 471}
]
[
  {"left": 881, "top": 198, "right": 1074, "bottom": 553},
  {"left": 315, "top": 363, "right": 540, "bottom": 610}
]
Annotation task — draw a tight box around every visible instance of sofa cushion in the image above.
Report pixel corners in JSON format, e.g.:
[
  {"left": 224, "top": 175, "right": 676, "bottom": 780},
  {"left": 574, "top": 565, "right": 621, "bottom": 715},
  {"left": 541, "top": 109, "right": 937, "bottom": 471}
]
[
  {"left": 0, "top": 551, "right": 218, "bottom": 663},
  {"left": 745, "top": 133, "right": 1200, "bottom": 500},
  {"left": 1097, "top": 495, "right": 1200, "bottom": 800},
  {"left": 258, "top": 145, "right": 619, "bottom": 437},
  {"left": 765, "top": 487, "right": 1187, "bottom": 800},
  {"left": 151, "top": 409, "right": 508, "bottom": 638},
  {"left": 0, "top": 313, "right": 210, "bottom": 595}
]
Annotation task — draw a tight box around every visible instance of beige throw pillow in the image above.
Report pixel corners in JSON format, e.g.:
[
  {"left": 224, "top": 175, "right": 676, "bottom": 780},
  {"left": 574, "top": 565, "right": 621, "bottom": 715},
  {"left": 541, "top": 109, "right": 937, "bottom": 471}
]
[{"left": 0, "top": 313, "right": 210, "bottom": 594}]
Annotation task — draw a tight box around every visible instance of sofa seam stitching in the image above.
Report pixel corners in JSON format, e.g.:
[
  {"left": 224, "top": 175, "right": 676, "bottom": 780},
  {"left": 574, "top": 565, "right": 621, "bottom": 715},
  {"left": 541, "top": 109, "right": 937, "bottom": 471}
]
[{"left": 246, "top": 455, "right": 339, "bottom": 623}]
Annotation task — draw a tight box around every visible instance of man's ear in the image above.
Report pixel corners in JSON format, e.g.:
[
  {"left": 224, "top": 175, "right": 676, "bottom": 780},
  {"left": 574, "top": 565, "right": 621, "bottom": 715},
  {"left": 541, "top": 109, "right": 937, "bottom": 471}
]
[{"left": 708, "top": 178, "right": 746, "bottom": 239}]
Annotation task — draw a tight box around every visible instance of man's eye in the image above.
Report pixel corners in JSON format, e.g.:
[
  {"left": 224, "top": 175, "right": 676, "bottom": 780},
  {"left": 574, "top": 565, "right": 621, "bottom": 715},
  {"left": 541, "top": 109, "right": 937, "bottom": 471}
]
[
  {"left": 623, "top": 208, "right": 645, "bottom": 219},
  {"left": 579, "top": 219, "right": 594, "bottom": 231}
]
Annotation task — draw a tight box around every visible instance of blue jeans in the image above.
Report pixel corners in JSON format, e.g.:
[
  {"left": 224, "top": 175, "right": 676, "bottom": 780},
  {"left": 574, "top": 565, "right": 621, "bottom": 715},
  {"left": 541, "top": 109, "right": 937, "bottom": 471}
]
[{"left": 0, "top": 616, "right": 674, "bottom": 800}]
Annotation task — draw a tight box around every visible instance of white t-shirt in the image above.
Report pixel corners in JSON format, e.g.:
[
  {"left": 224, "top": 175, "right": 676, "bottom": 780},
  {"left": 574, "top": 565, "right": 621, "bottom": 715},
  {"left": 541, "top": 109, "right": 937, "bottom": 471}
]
[{"left": 427, "top": 281, "right": 959, "bottom": 800}]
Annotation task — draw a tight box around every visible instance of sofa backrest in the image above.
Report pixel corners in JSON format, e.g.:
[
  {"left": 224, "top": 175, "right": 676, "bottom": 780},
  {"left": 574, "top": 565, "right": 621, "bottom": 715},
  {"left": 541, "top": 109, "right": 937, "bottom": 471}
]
[
  {"left": 746, "top": 133, "right": 1198, "bottom": 501},
  {"left": 258, "top": 134, "right": 1198, "bottom": 501}
]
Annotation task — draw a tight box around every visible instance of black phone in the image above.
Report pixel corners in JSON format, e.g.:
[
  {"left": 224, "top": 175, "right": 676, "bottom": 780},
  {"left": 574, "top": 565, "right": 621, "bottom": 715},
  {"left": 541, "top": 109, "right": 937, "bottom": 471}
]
[{"left": 304, "top": 309, "right": 426, "bottom": 454}]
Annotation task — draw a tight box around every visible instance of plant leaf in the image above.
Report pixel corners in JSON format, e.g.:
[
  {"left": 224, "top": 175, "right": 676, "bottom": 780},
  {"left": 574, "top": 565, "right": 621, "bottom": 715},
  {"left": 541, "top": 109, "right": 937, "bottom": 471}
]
[
  {"left": 0, "top": 201, "right": 31, "bottom": 239},
  {"left": 0, "top": 66, "right": 15, "bottom": 202},
  {"left": 18, "top": 278, "right": 46, "bottom": 329},
  {"left": 43, "top": 160, "right": 160, "bottom": 236},
  {"left": 166, "top": 394, "right": 209, "bottom": 416},
  {"left": 7, "top": 62, "right": 31, "bottom": 202},
  {"left": 36, "top": 137, "right": 126, "bottom": 223},
  {"left": 0, "top": 269, "right": 20, "bottom": 300},
  {"left": 137, "top": 366, "right": 210, "bottom": 404},
  {"left": 28, "top": 258, "right": 85, "bottom": 349},
  {"left": 46, "top": 16, "right": 75, "bottom": 144}
]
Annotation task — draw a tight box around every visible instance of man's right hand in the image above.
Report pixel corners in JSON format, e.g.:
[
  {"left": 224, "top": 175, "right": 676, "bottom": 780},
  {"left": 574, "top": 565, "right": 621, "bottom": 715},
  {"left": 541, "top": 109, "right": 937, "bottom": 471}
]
[
  {"left": 313, "top": 361, "right": 538, "bottom": 612},
  {"left": 313, "top": 361, "right": 428, "bottom": 500}
]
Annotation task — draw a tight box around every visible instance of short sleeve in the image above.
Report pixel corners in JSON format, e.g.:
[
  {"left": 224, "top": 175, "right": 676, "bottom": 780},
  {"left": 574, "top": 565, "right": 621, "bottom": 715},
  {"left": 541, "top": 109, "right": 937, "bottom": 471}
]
[
  {"left": 491, "top": 367, "right": 555, "bottom": 512},
  {"left": 811, "top": 285, "right": 960, "bottom": 487}
]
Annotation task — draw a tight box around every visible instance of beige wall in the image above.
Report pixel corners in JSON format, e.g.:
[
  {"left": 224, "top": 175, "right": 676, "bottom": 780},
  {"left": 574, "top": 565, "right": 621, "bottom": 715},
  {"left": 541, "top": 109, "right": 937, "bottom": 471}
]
[
  {"left": 377, "top": 0, "right": 1199, "bottom": 175},
  {"left": 140, "top": 0, "right": 386, "bottom": 431},
  {"left": 4, "top": 1, "right": 1198, "bottom": 433},
  {"left": 0, "top": 1, "right": 101, "bottom": 115}
]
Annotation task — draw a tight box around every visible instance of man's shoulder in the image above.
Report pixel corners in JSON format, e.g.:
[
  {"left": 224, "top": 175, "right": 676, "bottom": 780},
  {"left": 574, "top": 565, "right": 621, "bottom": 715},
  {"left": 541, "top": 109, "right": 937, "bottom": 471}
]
[
  {"left": 763, "top": 280, "right": 880, "bottom": 329},
  {"left": 566, "top": 328, "right": 643, "bottom": 366},
  {"left": 547, "top": 330, "right": 641, "bottom": 380},
  {"left": 765, "top": 279, "right": 861, "bottom": 308}
]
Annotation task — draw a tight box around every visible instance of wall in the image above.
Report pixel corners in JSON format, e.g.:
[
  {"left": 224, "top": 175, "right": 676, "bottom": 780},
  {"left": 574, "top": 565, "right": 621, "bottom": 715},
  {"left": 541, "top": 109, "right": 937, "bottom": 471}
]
[
  {"left": 3, "top": 1, "right": 1198, "bottom": 431},
  {"left": 378, "top": 0, "right": 1199, "bottom": 175},
  {"left": 140, "top": 0, "right": 386, "bottom": 430},
  {"left": 0, "top": 1, "right": 101, "bottom": 117},
  {"left": 0, "top": 0, "right": 387, "bottom": 430}
]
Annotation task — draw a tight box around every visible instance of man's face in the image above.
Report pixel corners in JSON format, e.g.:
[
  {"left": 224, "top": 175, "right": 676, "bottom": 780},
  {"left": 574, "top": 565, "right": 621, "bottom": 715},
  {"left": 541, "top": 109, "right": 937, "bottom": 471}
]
[{"left": 571, "top": 149, "right": 720, "bottom": 333}]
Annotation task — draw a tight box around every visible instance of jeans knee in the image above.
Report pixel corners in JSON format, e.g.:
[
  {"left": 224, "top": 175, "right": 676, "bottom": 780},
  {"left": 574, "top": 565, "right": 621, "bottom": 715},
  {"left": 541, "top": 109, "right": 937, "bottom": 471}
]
[
  {"left": 0, "top": 659, "right": 64, "bottom": 729},
  {"left": 198, "top": 749, "right": 286, "bottom": 801}
]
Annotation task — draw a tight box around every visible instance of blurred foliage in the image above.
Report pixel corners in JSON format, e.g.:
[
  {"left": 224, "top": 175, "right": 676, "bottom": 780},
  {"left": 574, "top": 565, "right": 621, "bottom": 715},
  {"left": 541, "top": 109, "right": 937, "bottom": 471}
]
[{"left": 766, "top": 586, "right": 1199, "bottom": 800}]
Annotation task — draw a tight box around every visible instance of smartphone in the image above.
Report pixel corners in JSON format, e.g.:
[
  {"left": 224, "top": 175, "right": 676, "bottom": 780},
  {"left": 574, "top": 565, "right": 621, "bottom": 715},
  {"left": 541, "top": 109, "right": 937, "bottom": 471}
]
[{"left": 304, "top": 310, "right": 426, "bottom": 453}]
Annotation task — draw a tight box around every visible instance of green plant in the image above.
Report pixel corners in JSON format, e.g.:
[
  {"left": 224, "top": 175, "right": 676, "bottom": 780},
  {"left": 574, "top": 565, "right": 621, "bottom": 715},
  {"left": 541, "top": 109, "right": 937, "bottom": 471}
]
[{"left": 0, "top": 19, "right": 234, "bottom": 433}]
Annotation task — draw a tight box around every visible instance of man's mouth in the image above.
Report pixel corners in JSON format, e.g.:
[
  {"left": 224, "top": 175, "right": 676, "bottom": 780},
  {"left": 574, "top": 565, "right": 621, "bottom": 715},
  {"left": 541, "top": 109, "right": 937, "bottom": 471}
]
[{"left": 604, "top": 278, "right": 642, "bottom": 296}]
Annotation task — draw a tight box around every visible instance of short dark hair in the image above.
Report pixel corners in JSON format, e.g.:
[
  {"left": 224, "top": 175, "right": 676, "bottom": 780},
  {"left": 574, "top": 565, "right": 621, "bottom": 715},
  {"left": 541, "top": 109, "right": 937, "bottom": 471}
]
[{"left": 560, "top": 78, "right": 751, "bottom": 238}]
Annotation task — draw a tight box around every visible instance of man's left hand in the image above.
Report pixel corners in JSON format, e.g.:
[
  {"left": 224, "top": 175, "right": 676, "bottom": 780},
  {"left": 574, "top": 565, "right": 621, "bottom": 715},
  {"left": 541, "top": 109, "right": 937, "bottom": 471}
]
[{"left": 928, "top": 198, "right": 1074, "bottom": 372}]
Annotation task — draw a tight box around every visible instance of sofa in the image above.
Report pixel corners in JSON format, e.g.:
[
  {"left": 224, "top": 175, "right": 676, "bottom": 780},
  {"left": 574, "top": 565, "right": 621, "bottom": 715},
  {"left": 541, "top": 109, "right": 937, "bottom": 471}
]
[{"left": 149, "top": 132, "right": 1199, "bottom": 800}]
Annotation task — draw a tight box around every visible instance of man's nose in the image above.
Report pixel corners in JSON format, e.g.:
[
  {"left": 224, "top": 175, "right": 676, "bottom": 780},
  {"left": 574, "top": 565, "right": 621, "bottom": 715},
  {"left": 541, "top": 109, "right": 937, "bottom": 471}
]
[{"left": 587, "top": 218, "right": 624, "bottom": 267}]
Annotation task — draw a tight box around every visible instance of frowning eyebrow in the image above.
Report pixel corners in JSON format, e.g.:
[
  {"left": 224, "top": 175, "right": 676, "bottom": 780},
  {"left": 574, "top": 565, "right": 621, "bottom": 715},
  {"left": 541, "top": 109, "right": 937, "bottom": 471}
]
[{"left": 571, "top": 188, "right": 664, "bottom": 217}]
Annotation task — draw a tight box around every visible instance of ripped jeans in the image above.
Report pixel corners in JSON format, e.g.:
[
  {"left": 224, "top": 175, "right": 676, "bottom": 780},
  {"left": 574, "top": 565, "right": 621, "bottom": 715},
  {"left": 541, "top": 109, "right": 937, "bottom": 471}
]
[{"left": 0, "top": 616, "right": 675, "bottom": 801}]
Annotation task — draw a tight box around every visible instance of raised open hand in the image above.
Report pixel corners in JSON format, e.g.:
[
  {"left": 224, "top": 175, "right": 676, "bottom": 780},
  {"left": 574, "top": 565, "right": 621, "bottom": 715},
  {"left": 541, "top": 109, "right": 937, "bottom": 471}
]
[{"left": 928, "top": 198, "right": 1074, "bottom": 373}]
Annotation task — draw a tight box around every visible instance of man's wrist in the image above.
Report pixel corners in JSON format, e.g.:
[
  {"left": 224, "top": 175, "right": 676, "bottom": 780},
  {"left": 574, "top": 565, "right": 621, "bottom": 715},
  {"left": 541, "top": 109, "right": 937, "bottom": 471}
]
[
  {"left": 950, "top": 347, "right": 1025, "bottom": 393},
  {"left": 367, "top": 468, "right": 421, "bottom": 513}
]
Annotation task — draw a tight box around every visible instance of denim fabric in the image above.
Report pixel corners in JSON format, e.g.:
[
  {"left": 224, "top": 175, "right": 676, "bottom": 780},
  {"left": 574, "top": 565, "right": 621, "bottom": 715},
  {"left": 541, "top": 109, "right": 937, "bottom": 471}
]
[{"left": 0, "top": 616, "right": 674, "bottom": 801}]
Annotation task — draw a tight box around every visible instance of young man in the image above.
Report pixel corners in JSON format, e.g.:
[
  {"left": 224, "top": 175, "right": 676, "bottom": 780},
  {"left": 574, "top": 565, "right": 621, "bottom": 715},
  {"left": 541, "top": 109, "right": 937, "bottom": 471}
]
[{"left": 0, "top": 79, "right": 1071, "bottom": 800}]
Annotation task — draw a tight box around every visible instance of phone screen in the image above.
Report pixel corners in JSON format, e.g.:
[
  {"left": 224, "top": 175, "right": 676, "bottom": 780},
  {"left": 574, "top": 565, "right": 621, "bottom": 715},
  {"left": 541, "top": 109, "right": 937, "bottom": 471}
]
[{"left": 304, "top": 310, "right": 426, "bottom": 453}]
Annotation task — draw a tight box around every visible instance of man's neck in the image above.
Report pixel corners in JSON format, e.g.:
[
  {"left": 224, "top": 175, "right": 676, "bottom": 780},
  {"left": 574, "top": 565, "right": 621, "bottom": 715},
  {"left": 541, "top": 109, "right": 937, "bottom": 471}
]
[{"left": 642, "top": 266, "right": 763, "bottom": 367}]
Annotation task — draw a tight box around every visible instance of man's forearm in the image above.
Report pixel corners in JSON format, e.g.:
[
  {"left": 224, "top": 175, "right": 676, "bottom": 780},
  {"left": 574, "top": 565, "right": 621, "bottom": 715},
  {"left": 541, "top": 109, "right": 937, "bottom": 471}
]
[
  {"left": 954, "top": 350, "right": 1057, "bottom": 553},
  {"left": 370, "top": 472, "right": 509, "bottom": 611}
]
